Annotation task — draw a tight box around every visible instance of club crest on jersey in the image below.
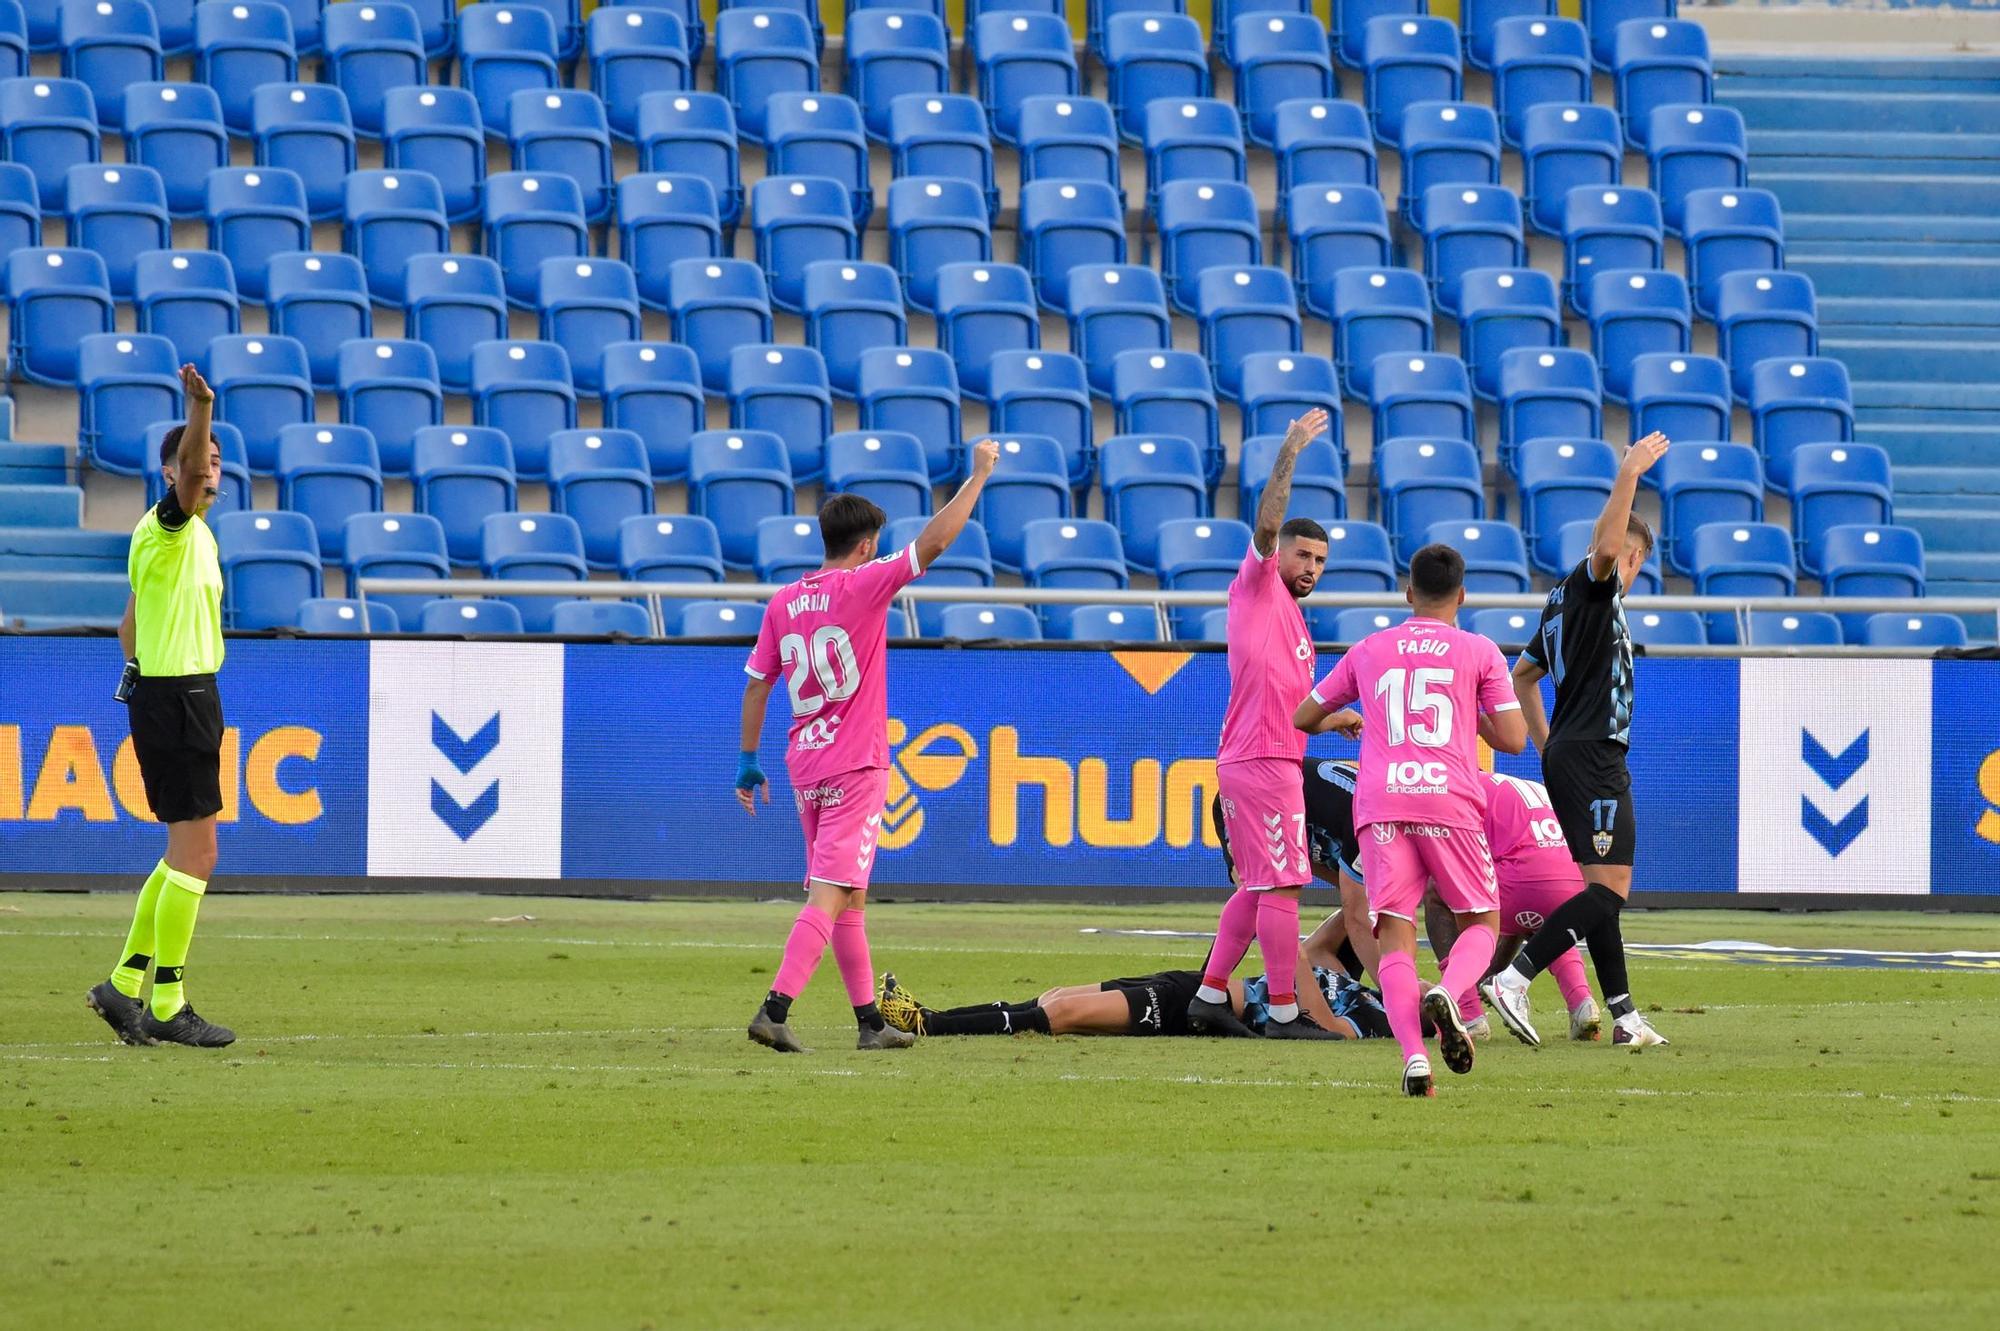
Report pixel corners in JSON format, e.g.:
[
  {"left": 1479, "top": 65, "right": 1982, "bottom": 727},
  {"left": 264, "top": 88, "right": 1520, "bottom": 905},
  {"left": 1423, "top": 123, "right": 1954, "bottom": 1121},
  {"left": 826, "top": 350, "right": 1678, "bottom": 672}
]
[
  {"left": 1593, "top": 829, "right": 1614, "bottom": 857},
  {"left": 1294, "top": 636, "right": 1312, "bottom": 662}
]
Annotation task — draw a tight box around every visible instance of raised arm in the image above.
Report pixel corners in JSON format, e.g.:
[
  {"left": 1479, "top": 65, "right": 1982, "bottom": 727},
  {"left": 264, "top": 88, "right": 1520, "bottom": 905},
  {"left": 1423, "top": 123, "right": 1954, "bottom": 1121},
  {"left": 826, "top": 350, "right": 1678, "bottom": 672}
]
[
  {"left": 1589, "top": 432, "right": 1668, "bottom": 579},
  {"left": 1511, "top": 655, "right": 1550, "bottom": 756},
  {"left": 914, "top": 439, "right": 1000, "bottom": 570},
  {"left": 1252, "top": 409, "right": 1330, "bottom": 556},
  {"left": 173, "top": 364, "right": 215, "bottom": 519}
]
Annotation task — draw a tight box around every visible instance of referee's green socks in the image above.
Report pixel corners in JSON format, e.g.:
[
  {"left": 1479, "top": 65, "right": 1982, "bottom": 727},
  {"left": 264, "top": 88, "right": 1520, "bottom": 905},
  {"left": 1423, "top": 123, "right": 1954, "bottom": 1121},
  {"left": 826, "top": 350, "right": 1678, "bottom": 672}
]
[
  {"left": 109, "top": 860, "right": 170, "bottom": 999},
  {"left": 148, "top": 867, "right": 208, "bottom": 1021}
]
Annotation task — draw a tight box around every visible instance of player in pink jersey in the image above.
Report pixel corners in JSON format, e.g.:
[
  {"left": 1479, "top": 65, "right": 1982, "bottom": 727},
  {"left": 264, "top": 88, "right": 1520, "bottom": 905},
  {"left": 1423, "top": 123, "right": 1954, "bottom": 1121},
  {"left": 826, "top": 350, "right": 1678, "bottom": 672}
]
[
  {"left": 738, "top": 439, "right": 1000, "bottom": 1053},
  {"left": 1190, "top": 408, "right": 1362, "bottom": 1043},
  {"left": 1294, "top": 544, "right": 1527, "bottom": 1096}
]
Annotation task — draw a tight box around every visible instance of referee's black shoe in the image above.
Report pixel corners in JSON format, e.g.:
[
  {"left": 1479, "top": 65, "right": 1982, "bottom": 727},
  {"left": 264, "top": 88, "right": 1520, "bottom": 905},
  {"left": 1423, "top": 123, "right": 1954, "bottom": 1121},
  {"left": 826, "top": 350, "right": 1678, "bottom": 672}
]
[
  {"left": 85, "top": 981, "right": 155, "bottom": 1047},
  {"left": 141, "top": 1005, "right": 236, "bottom": 1048},
  {"left": 1263, "top": 1010, "right": 1341, "bottom": 1040},
  {"left": 1186, "top": 995, "right": 1256, "bottom": 1038}
]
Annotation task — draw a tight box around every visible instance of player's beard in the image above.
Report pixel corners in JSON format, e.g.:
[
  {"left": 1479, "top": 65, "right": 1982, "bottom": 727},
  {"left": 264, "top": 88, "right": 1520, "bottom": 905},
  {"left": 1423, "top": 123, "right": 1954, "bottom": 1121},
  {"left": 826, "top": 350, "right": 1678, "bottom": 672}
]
[{"left": 1288, "top": 577, "right": 1316, "bottom": 600}]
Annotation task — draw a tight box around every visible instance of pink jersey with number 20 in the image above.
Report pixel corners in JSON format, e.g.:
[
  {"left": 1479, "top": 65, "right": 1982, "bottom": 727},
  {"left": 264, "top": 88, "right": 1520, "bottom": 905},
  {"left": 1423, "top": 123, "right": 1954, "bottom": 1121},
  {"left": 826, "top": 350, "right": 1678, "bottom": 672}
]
[
  {"left": 745, "top": 545, "right": 922, "bottom": 786},
  {"left": 1309, "top": 618, "right": 1518, "bottom": 831}
]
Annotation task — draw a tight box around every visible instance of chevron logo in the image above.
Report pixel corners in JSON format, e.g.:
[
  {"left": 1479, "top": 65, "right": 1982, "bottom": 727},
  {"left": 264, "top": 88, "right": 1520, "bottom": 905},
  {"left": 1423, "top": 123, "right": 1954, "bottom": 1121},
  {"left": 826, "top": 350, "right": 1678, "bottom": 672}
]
[
  {"left": 1802, "top": 795, "right": 1868, "bottom": 858},
  {"left": 433, "top": 712, "right": 500, "bottom": 774},
  {"left": 1801, "top": 728, "right": 1869, "bottom": 857},
  {"left": 856, "top": 811, "right": 882, "bottom": 872},
  {"left": 1803, "top": 729, "right": 1869, "bottom": 791},
  {"left": 430, "top": 779, "right": 499, "bottom": 841},
  {"left": 431, "top": 711, "right": 501, "bottom": 838}
]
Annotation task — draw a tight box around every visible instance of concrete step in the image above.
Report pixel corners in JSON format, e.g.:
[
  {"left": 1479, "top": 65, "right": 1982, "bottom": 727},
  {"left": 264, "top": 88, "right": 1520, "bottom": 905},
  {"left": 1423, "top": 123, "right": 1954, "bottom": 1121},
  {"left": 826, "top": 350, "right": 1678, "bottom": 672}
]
[
  {"left": 1756, "top": 172, "right": 2000, "bottom": 218},
  {"left": 1753, "top": 153, "right": 2000, "bottom": 179},
  {"left": 1857, "top": 423, "right": 2000, "bottom": 469},
  {"left": 1897, "top": 487, "right": 2000, "bottom": 515},
  {"left": 1898, "top": 510, "right": 2000, "bottom": 554},
  {"left": 1715, "top": 56, "right": 2000, "bottom": 95},
  {"left": 1717, "top": 88, "right": 2000, "bottom": 135},
  {"left": 1853, "top": 385, "right": 2000, "bottom": 417},
  {"left": 0, "top": 483, "right": 82, "bottom": 528},
  {"left": 1784, "top": 213, "right": 2000, "bottom": 254},
  {"left": 1790, "top": 255, "right": 2000, "bottom": 302},
  {"left": 1924, "top": 555, "right": 2000, "bottom": 593},
  {"left": 0, "top": 570, "right": 128, "bottom": 621},
  {"left": 0, "top": 441, "right": 68, "bottom": 486},
  {"left": 1826, "top": 339, "right": 2000, "bottom": 385},
  {"left": 1749, "top": 130, "right": 2000, "bottom": 167},
  {"left": 0, "top": 526, "right": 129, "bottom": 573},
  {"left": 1818, "top": 299, "right": 2000, "bottom": 332}
]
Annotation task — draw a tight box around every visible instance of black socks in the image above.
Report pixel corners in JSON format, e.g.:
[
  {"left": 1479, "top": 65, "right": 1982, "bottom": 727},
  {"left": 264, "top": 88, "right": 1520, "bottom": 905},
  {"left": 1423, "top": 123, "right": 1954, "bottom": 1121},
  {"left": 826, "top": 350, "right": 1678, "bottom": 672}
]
[
  {"left": 854, "top": 1002, "right": 886, "bottom": 1033},
  {"left": 763, "top": 990, "right": 793, "bottom": 1024},
  {"left": 924, "top": 1001, "right": 1050, "bottom": 1036}
]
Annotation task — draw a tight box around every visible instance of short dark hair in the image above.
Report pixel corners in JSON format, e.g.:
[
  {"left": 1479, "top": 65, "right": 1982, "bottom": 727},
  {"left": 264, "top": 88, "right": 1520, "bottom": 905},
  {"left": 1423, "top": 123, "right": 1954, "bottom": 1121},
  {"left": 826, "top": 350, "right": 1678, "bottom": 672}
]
[
  {"left": 159, "top": 424, "right": 185, "bottom": 468},
  {"left": 1409, "top": 542, "right": 1465, "bottom": 601},
  {"left": 1626, "top": 514, "right": 1655, "bottom": 557},
  {"left": 1279, "top": 516, "right": 1328, "bottom": 545},
  {"left": 819, "top": 492, "right": 888, "bottom": 559}
]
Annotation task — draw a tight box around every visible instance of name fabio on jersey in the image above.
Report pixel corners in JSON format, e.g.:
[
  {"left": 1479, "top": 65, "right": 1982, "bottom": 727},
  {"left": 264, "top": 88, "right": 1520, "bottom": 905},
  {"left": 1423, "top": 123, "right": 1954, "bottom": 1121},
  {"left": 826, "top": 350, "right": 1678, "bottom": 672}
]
[{"left": 1396, "top": 637, "right": 1451, "bottom": 657}]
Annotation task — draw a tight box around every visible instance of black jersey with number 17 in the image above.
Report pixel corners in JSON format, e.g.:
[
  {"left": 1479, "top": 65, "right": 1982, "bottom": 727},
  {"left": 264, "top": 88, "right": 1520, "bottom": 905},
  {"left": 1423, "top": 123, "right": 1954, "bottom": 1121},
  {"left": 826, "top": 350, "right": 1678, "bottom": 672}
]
[{"left": 1522, "top": 558, "right": 1635, "bottom": 747}]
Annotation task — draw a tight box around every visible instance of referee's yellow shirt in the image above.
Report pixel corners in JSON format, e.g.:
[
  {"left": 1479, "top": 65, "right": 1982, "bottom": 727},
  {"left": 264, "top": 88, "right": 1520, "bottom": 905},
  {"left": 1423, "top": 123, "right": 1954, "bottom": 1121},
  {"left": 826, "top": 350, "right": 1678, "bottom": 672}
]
[{"left": 128, "top": 496, "right": 224, "bottom": 678}]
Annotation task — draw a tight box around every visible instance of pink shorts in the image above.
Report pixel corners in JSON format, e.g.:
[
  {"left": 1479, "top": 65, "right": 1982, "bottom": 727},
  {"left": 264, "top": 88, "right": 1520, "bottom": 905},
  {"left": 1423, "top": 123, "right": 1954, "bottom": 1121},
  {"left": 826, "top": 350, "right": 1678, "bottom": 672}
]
[
  {"left": 1359, "top": 821, "right": 1499, "bottom": 923},
  {"left": 1499, "top": 874, "right": 1586, "bottom": 938},
  {"left": 1217, "top": 757, "right": 1310, "bottom": 890},
  {"left": 793, "top": 767, "right": 890, "bottom": 891}
]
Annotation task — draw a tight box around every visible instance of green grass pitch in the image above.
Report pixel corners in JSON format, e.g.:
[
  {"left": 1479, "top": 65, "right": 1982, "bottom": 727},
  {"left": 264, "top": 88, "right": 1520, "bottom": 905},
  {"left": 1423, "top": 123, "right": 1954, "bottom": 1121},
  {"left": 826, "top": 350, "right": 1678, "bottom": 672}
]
[{"left": 5, "top": 893, "right": 2000, "bottom": 1330}]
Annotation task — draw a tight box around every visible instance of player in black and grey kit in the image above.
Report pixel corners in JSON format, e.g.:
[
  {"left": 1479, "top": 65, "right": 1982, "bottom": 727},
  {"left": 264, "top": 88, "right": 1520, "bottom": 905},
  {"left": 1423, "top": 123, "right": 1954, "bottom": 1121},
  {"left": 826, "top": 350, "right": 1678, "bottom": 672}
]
[{"left": 1482, "top": 432, "right": 1671, "bottom": 1050}]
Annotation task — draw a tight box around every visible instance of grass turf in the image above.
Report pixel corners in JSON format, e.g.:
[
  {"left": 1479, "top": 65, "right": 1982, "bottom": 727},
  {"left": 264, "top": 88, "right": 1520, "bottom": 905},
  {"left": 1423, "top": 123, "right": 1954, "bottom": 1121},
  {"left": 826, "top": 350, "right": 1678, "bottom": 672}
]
[{"left": 4, "top": 893, "right": 2000, "bottom": 1330}]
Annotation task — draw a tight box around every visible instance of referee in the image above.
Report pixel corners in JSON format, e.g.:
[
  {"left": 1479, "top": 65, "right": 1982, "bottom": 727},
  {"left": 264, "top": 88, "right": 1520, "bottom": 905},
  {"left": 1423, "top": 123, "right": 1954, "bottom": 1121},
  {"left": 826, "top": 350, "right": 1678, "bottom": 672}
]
[
  {"left": 1479, "top": 431, "right": 1670, "bottom": 1051},
  {"left": 86, "top": 365, "right": 236, "bottom": 1049}
]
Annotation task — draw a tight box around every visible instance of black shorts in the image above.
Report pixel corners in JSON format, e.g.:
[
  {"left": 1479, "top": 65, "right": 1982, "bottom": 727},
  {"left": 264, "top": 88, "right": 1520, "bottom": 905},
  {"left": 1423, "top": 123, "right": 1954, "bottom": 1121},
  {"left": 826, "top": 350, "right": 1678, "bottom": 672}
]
[
  {"left": 1099, "top": 970, "right": 1202, "bottom": 1036},
  {"left": 127, "top": 674, "right": 224, "bottom": 824},
  {"left": 1543, "top": 739, "right": 1635, "bottom": 869}
]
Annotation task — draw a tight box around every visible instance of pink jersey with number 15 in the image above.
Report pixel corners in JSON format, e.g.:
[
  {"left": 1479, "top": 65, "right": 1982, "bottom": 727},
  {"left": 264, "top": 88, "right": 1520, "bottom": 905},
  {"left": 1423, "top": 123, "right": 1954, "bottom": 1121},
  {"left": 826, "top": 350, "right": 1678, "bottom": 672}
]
[
  {"left": 1309, "top": 618, "right": 1519, "bottom": 831},
  {"left": 745, "top": 544, "right": 923, "bottom": 786}
]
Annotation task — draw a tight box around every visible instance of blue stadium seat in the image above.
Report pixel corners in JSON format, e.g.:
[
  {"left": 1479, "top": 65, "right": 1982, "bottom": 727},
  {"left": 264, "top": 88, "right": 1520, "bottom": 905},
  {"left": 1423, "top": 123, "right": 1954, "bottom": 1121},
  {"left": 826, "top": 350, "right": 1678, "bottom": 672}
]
[
  {"left": 1790, "top": 443, "right": 1892, "bottom": 579},
  {"left": 1424, "top": 520, "right": 1531, "bottom": 593},
  {"left": 0, "top": 0, "right": 23, "bottom": 76},
  {"left": 934, "top": 261, "right": 1039, "bottom": 401},
  {"left": 512, "top": 0, "right": 580, "bottom": 63},
  {"left": 764, "top": 92, "right": 872, "bottom": 227},
  {"left": 753, "top": 513, "right": 823, "bottom": 584},
  {"left": 411, "top": 424, "right": 518, "bottom": 565},
  {"left": 1065, "top": 264, "right": 1171, "bottom": 399},
  {"left": 1021, "top": 517, "right": 1129, "bottom": 636},
  {"left": 336, "top": 339, "right": 441, "bottom": 476},
  {"left": 469, "top": 339, "right": 576, "bottom": 479},
  {"left": 297, "top": 597, "right": 400, "bottom": 634},
  {"left": 1496, "top": 346, "right": 1600, "bottom": 474},
  {"left": 1106, "top": 14, "right": 1208, "bottom": 142},
  {"left": 1627, "top": 607, "right": 1704, "bottom": 646},
  {"left": 802, "top": 259, "right": 908, "bottom": 399},
  {"left": 1369, "top": 351, "right": 1473, "bottom": 449},
  {"left": 1273, "top": 100, "right": 1377, "bottom": 217},
  {"left": 1088, "top": 0, "right": 1175, "bottom": 58},
  {"left": 63, "top": 162, "right": 166, "bottom": 299},
  {"left": 1583, "top": 0, "right": 1675, "bottom": 70},
  {"left": 1750, "top": 356, "right": 1853, "bottom": 493},
  {"left": 887, "top": 175, "right": 992, "bottom": 314},
  {"left": 885, "top": 513, "right": 994, "bottom": 635},
  {"left": 1516, "top": 437, "right": 1616, "bottom": 574},
  {"left": 342, "top": 513, "right": 452, "bottom": 625},
  {"left": 971, "top": 433, "right": 1072, "bottom": 571},
  {"left": 1489, "top": 16, "right": 1588, "bottom": 147},
  {"left": 687, "top": 429, "right": 794, "bottom": 568},
  {"left": 973, "top": 13, "right": 1077, "bottom": 144},
  {"left": 0, "top": 158, "right": 36, "bottom": 259},
  {"left": 1625, "top": 352, "right": 1729, "bottom": 451},
  {"left": 617, "top": 173, "right": 721, "bottom": 310},
  {"left": 1156, "top": 516, "right": 1250, "bottom": 636},
  {"left": 639, "top": 0, "right": 703, "bottom": 64},
  {"left": 1286, "top": 183, "right": 1391, "bottom": 322},
  {"left": 133, "top": 249, "right": 239, "bottom": 370},
  {"left": 1520, "top": 102, "right": 1620, "bottom": 236},
  {"left": 401, "top": 0, "right": 456, "bottom": 57},
  {"left": 1239, "top": 353, "right": 1344, "bottom": 469},
  {"left": 1420, "top": 183, "right": 1524, "bottom": 317},
  {"left": 857, "top": 347, "right": 961, "bottom": 482},
  {"left": 548, "top": 427, "right": 653, "bottom": 569},
  {"left": 1715, "top": 270, "right": 1818, "bottom": 402},
  {"left": 1690, "top": 521, "right": 1794, "bottom": 642},
  {"left": 194, "top": 1, "right": 297, "bottom": 136},
  {"left": 77, "top": 332, "right": 179, "bottom": 476},
  {"left": 617, "top": 512, "right": 723, "bottom": 633},
  {"left": 480, "top": 510, "right": 587, "bottom": 633},
  {"left": 404, "top": 253, "right": 507, "bottom": 393},
  {"left": 1110, "top": 349, "right": 1222, "bottom": 488},
  {"left": 1587, "top": 268, "right": 1690, "bottom": 402},
  {"left": 676, "top": 600, "right": 764, "bottom": 637},
  {"left": 825, "top": 430, "right": 932, "bottom": 522},
  {"left": 1331, "top": 267, "right": 1434, "bottom": 400},
  {"left": 1681, "top": 186, "right": 1783, "bottom": 322},
  {"left": 587, "top": 6, "right": 690, "bottom": 141},
  {"left": 939, "top": 602, "right": 1041, "bottom": 641},
  {"left": 1743, "top": 610, "right": 1841, "bottom": 649},
  {"left": 204, "top": 165, "right": 308, "bottom": 302},
  {"left": 1329, "top": 606, "right": 1409, "bottom": 643},
  {"left": 1820, "top": 525, "right": 1924, "bottom": 640},
  {"left": 536, "top": 256, "right": 641, "bottom": 394},
  {"left": 509, "top": 88, "right": 613, "bottom": 224},
  {"left": 276, "top": 423, "right": 383, "bottom": 562},
  {"left": 1017, "top": 179, "right": 1127, "bottom": 313},
  {"left": 1214, "top": 0, "right": 1307, "bottom": 63},
  {"left": 215, "top": 510, "right": 321, "bottom": 628},
  {"left": 1142, "top": 98, "right": 1244, "bottom": 218},
  {"left": 844, "top": 11, "right": 948, "bottom": 141},
  {"left": 320, "top": 0, "right": 426, "bottom": 137},
  {"left": 1397, "top": 101, "right": 1499, "bottom": 227},
  {"left": 1238, "top": 430, "right": 1345, "bottom": 527},
  {"left": 1055, "top": 604, "right": 1160, "bottom": 642},
  {"left": 378, "top": 95, "right": 486, "bottom": 201},
  {"left": 120, "top": 82, "right": 226, "bottom": 218},
  {"left": 728, "top": 343, "right": 833, "bottom": 482},
  {"left": 1230, "top": 14, "right": 1335, "bottom": 147},
  {"left": 1373, "top": 436, "right": 1482, "bottom": 565},
  {"left": 888, "top": 92, "right": 996, "bottom": 217},
  {"left": 1156, "top": 179, "right": 1261, "bottom": 315},
  {"left": 601, "top": 341, "right": 703, "bottom": 483},
  {"left": 0, "top": 76, "right": 99, "bottom": 211},
  {"left": 1014, "top": 94, "right": 1122, "bottom": 201},
  {"left": 142, "top": 419, "right": 252, "bottom": 519},
  {"left": 1654, "top": 441, "right": 1763, "bottom": 576},
  {"left": 341, "top": 168, "right": 448, "bottom": 306},
  {"left": 1455, "top": 267, "right": 1561, "bottom": 401},
  {"left": 1194, "top": 268, "right": 1301, "bottom": 403},
  {"left": 1613, "top": 18, "right": 1709, "bottom": 151},
  {"left": 1362, "top": 14, "right": 1460, "bottom": 146},
  {"left": 482, "top": 170, "right": 588, "bottom": 307},
  {"left": 59, "top": 0, "right": 160, "bottom": 130},
  {"left": 988, "top": 351, "right": 1093, "bottom": 489},
  {"left": 1466, "top": 605, "right": 1538, "bottom": 648},
  {"left": 1862, "top": 613, "right": 1966, "bottom": 650},
  {"left": 5, "top": 247, "right": 111, "bottom": 385},
  {"left": 549, "top": 599, "right": 651, "bottom": 636},
  {"left": 1560, "top": 185, "right": 1662, "bottom": 316},
  {"left": 266, "top": 251, "right": 372, "bottom": 389},
  {"left": 751, "top": 174, "right": 858, "bottom": 313},
  {"left": 1552, "top": 517, "right": 1661, "bottom": 592},
  {"left": 251, "top": 83, "right": 354, "bottom": 221},
  {"left": 714, "top": 8, "right": 818, "bottom": 145},
  {"left": 279, "top": 0, "right": 320, "bottom": 56},
  {"left": 637, "top": 91, "right": 741, "bottom": 233},
  {"left": 1646, "top": 102, "right": 1746, "bottom": 235},
  {"left": 1314, "top": 520, "right": 1396, "bottom": 602},
  {"left": 1099, "top": 435, "right": 1207, "bottom": 571}
]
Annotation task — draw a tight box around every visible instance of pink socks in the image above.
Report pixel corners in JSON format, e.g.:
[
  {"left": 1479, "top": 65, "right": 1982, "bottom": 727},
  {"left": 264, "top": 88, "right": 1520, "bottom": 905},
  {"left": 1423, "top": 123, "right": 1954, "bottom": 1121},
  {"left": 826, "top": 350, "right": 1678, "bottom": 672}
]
[
  {"left": 1440, "top": 923, "right": 1497, "bottom": 1010},
  {"left": 1255, "top": 894, "right": 1301, "bottom": 1007},
  {"left": 831, "top": 909, "right": 876, "bottom": 1007},
  {"left": 1549, "top": 946, "right": 1593, "bottom": 1012},
  {"left": 1375, "top": 950, "right": 1427, "bottom": 1061},
  {"left": 772, "top": 907, "right": 834, "bottom": 999},
  {"left": 1199, "top": 888, "right": 1260, "bottom": 995}
]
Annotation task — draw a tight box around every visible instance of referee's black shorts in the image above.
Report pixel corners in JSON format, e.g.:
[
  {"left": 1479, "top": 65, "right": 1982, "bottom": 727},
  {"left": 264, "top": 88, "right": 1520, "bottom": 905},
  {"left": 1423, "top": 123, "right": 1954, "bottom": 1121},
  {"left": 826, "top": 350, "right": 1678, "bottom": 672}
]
[
  {"left": 127, "top": 674, "right": 224, "bottom": 824},
  {"left": 1543, "top": 739, "right": 1636, "bottom": 869}
]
